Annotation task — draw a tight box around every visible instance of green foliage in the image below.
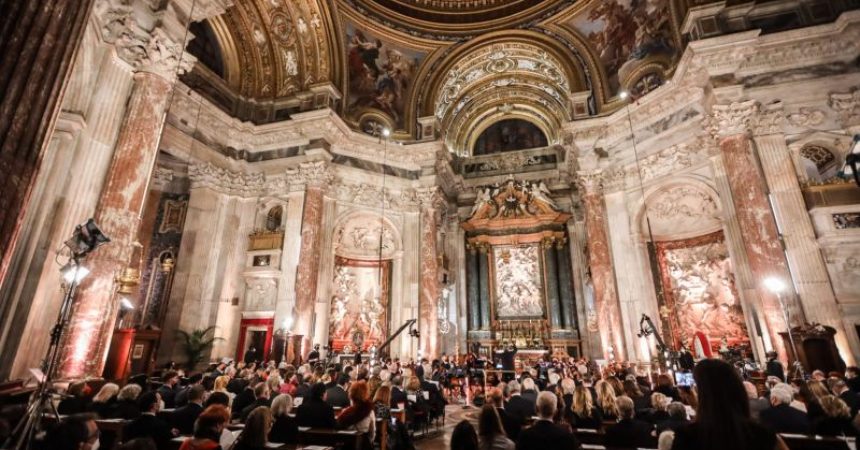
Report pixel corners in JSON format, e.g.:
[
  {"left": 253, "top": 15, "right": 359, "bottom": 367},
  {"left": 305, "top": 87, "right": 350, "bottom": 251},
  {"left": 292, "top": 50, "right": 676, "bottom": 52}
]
[{"left": 176, "top": 326, "right": 222, "bottom": 371}]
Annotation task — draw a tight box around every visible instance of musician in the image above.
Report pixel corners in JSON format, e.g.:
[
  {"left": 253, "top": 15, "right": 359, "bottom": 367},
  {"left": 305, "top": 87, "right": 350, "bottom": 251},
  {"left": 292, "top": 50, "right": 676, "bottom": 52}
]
[
  {"left": 495, "top": 344, "right": 518, "bottom": 382},
  {"left": 765, "top": 351, "right": 785, "bottom": 381},
  {"left": 307, "top": 344, "right": 320, "bottom": 364},
  {"left": 678, "top": 346, "right": 695, "bottom": 371}
]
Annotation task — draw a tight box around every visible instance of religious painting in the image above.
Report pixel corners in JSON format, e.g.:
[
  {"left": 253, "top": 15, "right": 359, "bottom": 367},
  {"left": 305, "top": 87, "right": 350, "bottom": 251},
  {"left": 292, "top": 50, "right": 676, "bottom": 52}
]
[
  {"left": 329, "top": 257, "right": 390, "bottom": 351},
  {"left": 473, "top": 119, "right": 548, "bottom": 155},
  {"left": 344, "top": 22, "right": 426, "bottom": 131},
  {"left": 567, "top": 0, "right": 677, "bottom": 92},
  {"left": 655, "top": 231, "right": 749, "bottom": 349},
  {"left": 492, "top": 244, "right": 545, "bottom": 318}
]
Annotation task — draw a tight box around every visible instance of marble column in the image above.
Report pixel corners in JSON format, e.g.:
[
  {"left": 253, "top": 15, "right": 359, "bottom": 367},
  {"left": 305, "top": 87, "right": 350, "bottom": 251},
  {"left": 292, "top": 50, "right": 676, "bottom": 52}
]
[
  {"left": 0, "top": 0, "right": 94, "bottom": 285},
  {"left": 417, "top": 187, "right": 442, "bottom": 358},
  {"left": 478, "top": 244, "right": 491, "bottom": 330},
  {"left": 577, "top": 172, "right": 626, "bottom": 361},
  {"left": 753, "top": 103, "right": 853, "bottom": 364},
  {"left": 556, "top": 241, "right": 576, "bottom": 330},
  {"left": 543, "top": 238, "right": 562, "bottom": 329},
  {"left": 709, "top": 101, "right": 800, "bottom": 363},
  {"left": 568, "top": 219, "right": 596, "bottom": 356},
  {"left": 467, "top": 245, "right": 481, "bottom": 331},
  {"left": 273, "top": 191, "right": 305, "bottom": 335},
  {"left": 293, "top": 162, "right": 331, "bottom": 358},
  {"left": 58, "top": 70, "right": 175, "bottom": 378}
]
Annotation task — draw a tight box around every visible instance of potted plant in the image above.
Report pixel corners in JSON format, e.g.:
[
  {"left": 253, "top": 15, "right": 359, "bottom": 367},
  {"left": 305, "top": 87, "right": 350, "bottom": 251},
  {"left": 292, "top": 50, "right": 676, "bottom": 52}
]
[{"left": 176, "top": 326, "right": 222, "bottom": 371}]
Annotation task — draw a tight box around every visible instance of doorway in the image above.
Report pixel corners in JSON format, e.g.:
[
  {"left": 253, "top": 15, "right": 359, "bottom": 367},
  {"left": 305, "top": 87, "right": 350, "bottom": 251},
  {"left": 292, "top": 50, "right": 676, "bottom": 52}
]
[{"left": 236, "top": 317, "right": 274, "bottom": 363}]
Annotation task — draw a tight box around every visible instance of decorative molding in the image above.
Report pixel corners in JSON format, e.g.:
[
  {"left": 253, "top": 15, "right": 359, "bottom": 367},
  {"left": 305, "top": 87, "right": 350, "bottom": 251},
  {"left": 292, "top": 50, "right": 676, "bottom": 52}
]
[
  {"left": 829, "top": 89, "right": 860, "bottom": 128},
  {"left": 331, "top": 179, "right": 417, "bottom": 210},
  {"left": 284, "top": 160, "right": 333, "bottom": 189},
  {"left": 188, "top": 162, "right": 264, "bottom": 195},
  {"left": 787, "top": 108, "right": 826, "bottom": 128},
  {"left": 575, "top": 170, "right": 604, "bottom": 194},
  {"left": 151, "top": 166, "right": 175, "bottom": 190},
  {"left": 707, "top": 100, "right": 759, "bottom": 138}
]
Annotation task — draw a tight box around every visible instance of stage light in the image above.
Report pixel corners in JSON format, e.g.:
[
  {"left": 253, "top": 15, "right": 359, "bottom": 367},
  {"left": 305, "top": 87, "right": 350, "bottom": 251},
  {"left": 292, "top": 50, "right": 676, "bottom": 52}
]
[
  {"left": 764, "top": 277, "right": 786, "bottom": 293},
  {"left": 64, "top": 219, "right": 110, "bottom": 258},
  {"left": 62, "top": 263, "right": 90, "bottom": 283},
  {"left": 119, "top": 297, "right": 134, "bottom": 311},
  {"left": 381, "top": 128, "right": 391, "bottom": 137},
  {"left": 619, "top": 91, "right": 629, "bottom": 100},
  {"left": 282, "top": 316, "right": 294, "bottom": 332}
]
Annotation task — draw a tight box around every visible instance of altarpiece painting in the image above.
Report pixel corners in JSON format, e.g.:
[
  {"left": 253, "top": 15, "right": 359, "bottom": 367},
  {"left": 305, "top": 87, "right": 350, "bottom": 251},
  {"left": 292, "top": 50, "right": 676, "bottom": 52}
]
[
  {"left": 655, "top": 231, "right": 749, "bottom": 349},
  {"left": 329, "top": 257, "right": 390, "bottom": 351},
  {"left": 493, "top": 244, "right": 545, "bottom": 318}
]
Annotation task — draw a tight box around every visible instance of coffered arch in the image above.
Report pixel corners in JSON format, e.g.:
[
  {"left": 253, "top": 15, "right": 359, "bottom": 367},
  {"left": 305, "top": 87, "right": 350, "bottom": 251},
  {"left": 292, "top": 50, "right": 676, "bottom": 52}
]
[{"left": 421, "top": 31, "right": 592, "bottom": 155}]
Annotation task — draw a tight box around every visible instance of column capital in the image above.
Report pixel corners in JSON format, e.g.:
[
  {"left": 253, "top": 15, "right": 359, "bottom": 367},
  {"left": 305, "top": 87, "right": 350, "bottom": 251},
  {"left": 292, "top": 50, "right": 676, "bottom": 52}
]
[
  {"left": 95, "top": 0, "right": 197, "bottom": 80},
  {"left": 575, "top": 170, "right": 605, "bottom": 194},
  {"left": 751, "top": 102, "right": 787, "bottom": 137},
  {"left": 707, "top": 100, "right": 760, "bottom": 138},
  {"left": 415, "top": 186, "right": 446, "bottom": 211},
  {"left": 285, "top": 160, "right": 333, "bottom": 190},
  {"left": 829, "top": 89, "right": 860, "bottom": 129},
  {"left": 188, "top": 162, "right": 264, "bottom": 196}
]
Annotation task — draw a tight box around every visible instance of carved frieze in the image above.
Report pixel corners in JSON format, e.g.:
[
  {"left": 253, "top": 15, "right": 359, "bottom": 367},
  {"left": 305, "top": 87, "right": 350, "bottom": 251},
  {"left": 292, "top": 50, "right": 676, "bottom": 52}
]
[
  {"left": 829, "top": 89, "right": 860, "bottom": 127},
  {"left": 284, "top": 160, "right": 333, "bottom": 189},
  {"left": 188, "top": 162, "right": 264, "bottom": 195}
]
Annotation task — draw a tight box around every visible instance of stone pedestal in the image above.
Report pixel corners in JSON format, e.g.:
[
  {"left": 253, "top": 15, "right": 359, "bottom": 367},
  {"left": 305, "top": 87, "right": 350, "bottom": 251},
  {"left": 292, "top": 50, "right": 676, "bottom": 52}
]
[
  {"left": 59, "top": 72, "right": 172, "bottom": 378},
  {"left": 578, "top": 173, "right": 626, "bottom": 361}
]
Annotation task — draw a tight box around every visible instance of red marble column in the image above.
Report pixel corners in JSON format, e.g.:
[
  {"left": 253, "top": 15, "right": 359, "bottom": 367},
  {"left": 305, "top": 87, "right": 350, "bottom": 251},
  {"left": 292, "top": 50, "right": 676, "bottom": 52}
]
[
  {"left": 578, "top": 174, "right": 626, "bottom": 361},
  {"left": 293, "top": 167, "right": 328, "bottom": 358},
  {"left": 0, "top": 0, "right": 94, "bottom": 286},
  {"left": 417, "top": 188, "right": 442, "bottom": 359},
  {"left": 58, "top": 72, "right": 172, "bottom": 378},
  {"left": 710, "top": 101, "right": 798, "bottom": 362}
]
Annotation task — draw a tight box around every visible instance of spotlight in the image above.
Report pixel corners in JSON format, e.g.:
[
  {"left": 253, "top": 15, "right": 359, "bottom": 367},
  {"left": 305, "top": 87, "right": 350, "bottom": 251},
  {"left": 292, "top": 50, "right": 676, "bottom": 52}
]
[
  {"left": 61, "top": 263, "right": 90, "bottom": 284},
  {"left": 381, "top": 127, "right": 391, "bottom": 138},
  {"left": 763, "top": 277, "right": 786, "bottom": 294},
  {"left": 619, "top": 91, "right": 629, "bottom": 100},
  {"left": 282, "top": 315, "right": 294, "bottom": 332},
  {"left": 64, "top": 219, "right": 110, "bottom": 258},
  {"left": 119, "top": 297, "right": 135, "bottom": 311}
]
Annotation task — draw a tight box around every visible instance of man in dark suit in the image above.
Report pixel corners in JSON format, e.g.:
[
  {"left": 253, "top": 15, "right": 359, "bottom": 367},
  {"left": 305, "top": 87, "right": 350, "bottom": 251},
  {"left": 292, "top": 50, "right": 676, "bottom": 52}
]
[
  {"left": 832, "top": 378, "right": 860, "bottom": 417},
  {"left": 294, "top": 375, "right": 313, "bottom": 399},
  {"left": 504, "top": 380, "right": 535, "bottom": 424},
  {"left": 520, "top": 377, "right": 539, "bottom": 406},
  {"left": 759, "top": 384, "right": 810, "bottom": 434},
  {"left": 605, "top": 396, "right": 655, "bottom": 448},
  {"left": 390, "top": 376, "right": 407, "bottom": 408},
  {"left": 296, "top": 383, "right": 337, "bottom": 428},
  {"left": 171, "top": 385, "right": 205, "bottom": 435},
  {"left": 324, "top": 374, "right": 350, "bottom": 408},
  {"left": 516, "top": 391, "right": 580, "bottom": 450},
  {"left": 157, "top": 371, "right": 180, "bottom": 409},
  {"left": 232, "top": 382, "right": 256, "bottom": 419},
  {"left": 174, "top": 373, "right": 204, "bottom": 408},
  {"left": 240, "top": 382, "right": 272, "bottom": 422},
  {"left": 490, "top": 388, "right": 520, "bottom": 440},
  {"left": 123, "top": 392, "right": 175, "bottom": 448}
]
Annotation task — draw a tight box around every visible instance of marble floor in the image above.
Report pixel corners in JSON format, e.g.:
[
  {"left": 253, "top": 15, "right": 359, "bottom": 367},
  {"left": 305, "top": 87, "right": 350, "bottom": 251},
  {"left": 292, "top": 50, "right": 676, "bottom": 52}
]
[{"left": 414, "top": 404, "right": 480, "bottom": 449}]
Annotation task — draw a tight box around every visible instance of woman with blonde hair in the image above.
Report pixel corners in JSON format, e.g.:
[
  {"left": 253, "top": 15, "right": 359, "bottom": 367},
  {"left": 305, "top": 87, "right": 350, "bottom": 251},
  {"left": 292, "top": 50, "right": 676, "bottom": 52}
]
[
  {"left": 213, "top": 375, "right": 234, "bottom": 406},
  {"left": 110, "top": 383, "right": 142, "bottom": 419},
  {"left": 813, "top": 395, "right": 856, "bottom": 437},
  {"left": 595, "top": 379, "right": 619, "bottom": 421},
  {"left": 235, "top": 406, "right": 274, "bottom": 450},
  {"left": 90, "top": 383, "right": 119, "bottom": 418},
  {"left": 269, "top": 394, "right": 299, "bottom": 443},
  {"left": 570, "top": 385, "right": 603, "bottom": 429}
]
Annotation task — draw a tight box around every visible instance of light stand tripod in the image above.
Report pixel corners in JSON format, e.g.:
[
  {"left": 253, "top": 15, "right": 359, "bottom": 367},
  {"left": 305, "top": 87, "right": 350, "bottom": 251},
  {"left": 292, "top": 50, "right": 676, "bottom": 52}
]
[
  {"left": 3, "top": 219, "right": 108, "bottom": 450},
  {"left": 777, "top": 291, "right": 806, "bottom": 381}
]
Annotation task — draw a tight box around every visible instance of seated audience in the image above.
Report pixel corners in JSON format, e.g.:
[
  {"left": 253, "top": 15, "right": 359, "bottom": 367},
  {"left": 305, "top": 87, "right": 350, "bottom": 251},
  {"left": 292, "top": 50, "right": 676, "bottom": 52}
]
[
  {"left": 654, "top": 374, "right": 680, "bottom": 402},
  {"left": 373, "top": 385, "right": 392, "bottom": 422},
  {"left": 645, "top": 392, "right": 671, "bottom": 425},
  {"left": 595, "top": 379, "right": 619, "bottom": 422},
  {"left": 325, "top": 374, "right": 350, "bottom": 408},
  {"left": 205, "top": 391, "right": 230, "bottom": 408},
  {"left": 295, "top": 382, "right": 337, "bottom": 428},
  {"left": 390, "top": 376, "right": 407, "bottom": 408},
  {"left": 110, "top": 384, "right": 143, "bottom": 419},
  {"left": 623, "top": 378, "right": 650, "bottom": 412},
  {"left": 569, "top": 385, "right": 603, "bottom": 430},
  {"left": 336, "top": 380, "right": 376, "bottom": 441},
  {"left": 178, "top": 404, "right": 230, "bottom": 450},
  {"left": 451, "top": 420, "right": 479, "bottom": 450},
  {"left": 269, "top": 394, "right": 298, "bottom": 444},
  {"left": 172, "top": 384, "right": 206, "bottom": 435},
  {"left": 232, "top": 381, "right": 256, "bottom": 419},
  {"left": 89, "top": 383, "right": 119, "bottom": 418},
  {"left": 520, "top": 378, "right": 538, "bottom": 407},
  {"left": 240, "top": 382, "right": 271, "bottom": 422},
  {"left": 234, "top": 406, "right": 273, "bottom": 450},
  {"left": 44, "top": 413, "right": 99, "bottom": 450},
  {"left": 604, "top": 396, "right": 654, "bottom": 449},
  {"left": 743, "top": 381, "right": 769, "bottom": 421},
  {"left": 158, "top": 371, "right": 180, "bottom": 409},
  {"left": 123, "top": 392, "right": 174, "bottom": 449},
  {"left": 671, "top": 359, "right": 778, "bottom": 450},
  {"left": 831, "top": 378, "right": 860, "bottom": 418},
  {"left": 504, "top": 381, "right": 534, "bottom": 424},
  {"left": 489, "top": 388, "right": 521, "bottom": 440},
  {"left": 812, "top": 395, "right": 857, "bottom": 437},
  {"left": 58, "top": 380, "right": 89, "bottom": 415},
  {"left": 478, "top": 404, "right": 515, "bottom": 450},
  {"left": 759, "top": 383, "right": 810, "bottom": 434},
  {"left": 515, "top": 391, "right": 581, "bottom": 450},
  {"left": 656, "top": 402, "right": 689, "bottom": 435}
]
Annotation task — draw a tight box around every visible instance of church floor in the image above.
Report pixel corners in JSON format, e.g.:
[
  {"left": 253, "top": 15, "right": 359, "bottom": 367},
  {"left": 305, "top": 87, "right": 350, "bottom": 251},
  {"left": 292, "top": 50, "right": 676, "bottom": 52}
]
[{"left": 414, "top": 403, "right": 480, "bottom": 449}]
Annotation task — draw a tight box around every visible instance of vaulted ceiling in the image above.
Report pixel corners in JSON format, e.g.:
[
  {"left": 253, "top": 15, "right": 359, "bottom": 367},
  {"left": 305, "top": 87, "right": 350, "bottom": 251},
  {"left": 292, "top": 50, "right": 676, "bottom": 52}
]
[{"left": 185, "top": 0, "right": 689, "bottom": 155}]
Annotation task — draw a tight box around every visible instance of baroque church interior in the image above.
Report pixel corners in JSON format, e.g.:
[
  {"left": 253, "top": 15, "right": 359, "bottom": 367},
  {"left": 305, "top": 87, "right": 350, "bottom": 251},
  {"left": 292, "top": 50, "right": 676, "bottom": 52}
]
[{"left": 3, "top": 0, "right": 860, "bottom": 448}]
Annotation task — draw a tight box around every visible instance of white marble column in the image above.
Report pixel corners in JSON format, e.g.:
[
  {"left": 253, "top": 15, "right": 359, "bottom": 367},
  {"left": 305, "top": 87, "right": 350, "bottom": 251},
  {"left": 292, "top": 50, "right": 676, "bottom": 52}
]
[
  {"left": 311, "top": 197, "right": 337, "bottom": 350},
  {"left": 568, "top": 219, "right": 595, "bottom": 357},
  {"left": 752, "top": 103, "right": 853, "bottom": 364},
  {"left": 273, "top": 190, "right": 305, "bottom": 333}
]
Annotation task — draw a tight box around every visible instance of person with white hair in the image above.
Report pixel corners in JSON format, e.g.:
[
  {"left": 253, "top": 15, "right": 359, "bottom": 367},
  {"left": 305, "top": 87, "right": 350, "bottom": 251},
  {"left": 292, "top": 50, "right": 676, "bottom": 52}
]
[
  {"left": 515, "top": 391, "right": 580, "bottom": 450},
  {"left": 270, "top": 393, "right": 299, "bottom": 443},
  {"left": 759, "top": 383, "right": 810, "bottom": 434},
  {"left": 605, "top": 395, "right": 654, "bottom": 448},
  {"left": 503, "top": 380, "right": 533, "bottom": 424}
]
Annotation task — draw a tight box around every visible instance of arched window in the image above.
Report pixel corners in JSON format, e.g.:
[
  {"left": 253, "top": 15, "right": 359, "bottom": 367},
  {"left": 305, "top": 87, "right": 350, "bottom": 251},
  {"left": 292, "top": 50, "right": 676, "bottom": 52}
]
[
  {"left": 800, "top": 144, "right": 838, "bottom": 181},
  {"left": 473, "top": 119, "right": 548, "bottom": 155}
]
